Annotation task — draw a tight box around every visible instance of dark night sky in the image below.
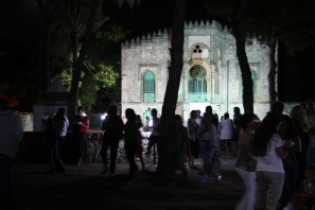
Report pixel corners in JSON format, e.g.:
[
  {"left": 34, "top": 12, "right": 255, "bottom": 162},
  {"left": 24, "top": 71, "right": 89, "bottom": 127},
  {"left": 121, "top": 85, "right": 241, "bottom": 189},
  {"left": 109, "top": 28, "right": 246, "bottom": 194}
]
[
  {"left": 0, "top": 0, "right": 43, "bottom": 50},
  {"left": 0, "top": 0, "right": 315, "bottom": 102}
]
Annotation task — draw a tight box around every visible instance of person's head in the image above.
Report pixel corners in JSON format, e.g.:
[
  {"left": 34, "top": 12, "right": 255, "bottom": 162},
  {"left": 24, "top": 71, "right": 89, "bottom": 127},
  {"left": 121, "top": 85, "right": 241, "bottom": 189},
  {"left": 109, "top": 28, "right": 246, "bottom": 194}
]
[
  {"left": 305, "top": 165, "right": 315, "bottom": 182},
  {"left": 234, "top": 107, "right": 241, "bottom": 116},
  {"left": 290, "top": 105, "right": 310, "bottom": 133},
  {"left": 240, "top": 113, "right": 259, "bottom": 131},
  {"left": 224, "top": 113, "right": 229, "bottom": 120},
  {"left": 57, "top": 107, "right": 66, "bottom": 116},
  {"left": 173, "top": 115, "right": 183, "bottom": 127},
  {"left": 151, "top": 108, "right": 158, "bottom": 118},
  {"left": 77, "top": 106, "right": 84, "bottom": 116},
  {"left": 107, "top": 105, "right": 118, "bottom": 116},
  {"left": 279, "top": 115, "right": 296, "bottom": 139},
  {"left": 205, "top": 106, "right": 213, "bottom": 114},
  {"left": 307, "top": 97, "right": 315, "bottom": 112},
  {"left": 253, "top": 113, "right": 281, "bottom": 157},
  {"left": 136, "top": 115, "right": 142, "bottom": 122},
  {"left": 271, "top": 101, "right": 284, "bottom": 118},
  {"left": 0, "top": 98, "right": 10, "bottom": 112},
  {"left": 125, "top": 108, "right": 136, "bottom": 121},
  {"left": 203, "top": 113, "right": 212, "bottom": 124},
  {"left": 190, "top": 110, "right": 197, "bottom": 119},
  {"left": 196, "top": 110, "right": 201, "bottom": 117},
  {"left": 146, "top": 116, "right": 149, "bottom": 121}
]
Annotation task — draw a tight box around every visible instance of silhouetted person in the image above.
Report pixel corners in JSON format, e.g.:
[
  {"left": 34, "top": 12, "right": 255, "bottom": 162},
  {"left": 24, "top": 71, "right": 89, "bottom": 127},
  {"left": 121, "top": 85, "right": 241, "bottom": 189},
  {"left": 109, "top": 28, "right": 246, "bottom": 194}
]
[
  {"left": 219, "top": 113, "right": 233, "bottom": 159},
  {"left": 271, "top": 101, "right": 285, "bottom": 119},
  {"left": 45, "top": 118, "right": 65, "bottom": 173},
  {"left": 53, "top": 107, "right": 69, "bottom": 161},
  {"left": 101, "top": 105, "right": 124, "bottom": 176},
  {"left": 124, "top": 109, "right": 139, "bottom": 175},
  {"left": 205, "top": 105, "right": 218, "bottom": 127},
  {"left": 232, "top": 107, "right": 243, "bottom": 156},
  {"left": 168, "top": 115, "right": 191, "bottom": 187},
  {"left": 146, "top": 109, "right": 160, "bottom": 161},
  {"left": 291, "top": 105, "right": 310, "bottom": 189},
  {"left": 187, "top": 110, "right": 199, "bottom": 168},
  {"left": 198, "top": 113, "right": 219, "bottom": 185},
  {"left": 73, "top": 106, "right": 89, "bottom": 165},
  {"left": 0, "top": 98, "right": 23, "bottom": 206}
]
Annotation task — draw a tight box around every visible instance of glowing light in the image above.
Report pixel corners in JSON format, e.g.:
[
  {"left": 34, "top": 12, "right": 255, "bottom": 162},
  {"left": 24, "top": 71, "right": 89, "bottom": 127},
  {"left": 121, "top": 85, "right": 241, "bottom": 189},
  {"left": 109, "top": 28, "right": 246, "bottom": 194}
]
[
  {"left": 149, "top": 120, "right": 153, "bottom": 127},
  {"left": 101, "top": 113, "right": 107, "bottom": 120},
  {"left": 82, "top": 112, "right": 87, "bottom": 117}
]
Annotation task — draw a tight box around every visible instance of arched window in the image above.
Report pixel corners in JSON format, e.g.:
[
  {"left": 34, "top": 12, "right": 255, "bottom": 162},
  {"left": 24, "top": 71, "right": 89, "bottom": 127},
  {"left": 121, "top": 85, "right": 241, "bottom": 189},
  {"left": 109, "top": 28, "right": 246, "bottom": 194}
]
[
  {"left": 143, "top": 71, "right": 156, "bottom": 102},
  {"left": 188, "top": 65, "right": 207, "bottom": 102}
]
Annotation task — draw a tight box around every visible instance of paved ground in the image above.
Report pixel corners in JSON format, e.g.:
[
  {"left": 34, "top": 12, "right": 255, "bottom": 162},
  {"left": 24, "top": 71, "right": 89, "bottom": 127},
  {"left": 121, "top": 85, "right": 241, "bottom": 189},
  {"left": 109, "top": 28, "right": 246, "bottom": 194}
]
[{"left": 8, "top": 158, "right": 244, "bottom": 210}]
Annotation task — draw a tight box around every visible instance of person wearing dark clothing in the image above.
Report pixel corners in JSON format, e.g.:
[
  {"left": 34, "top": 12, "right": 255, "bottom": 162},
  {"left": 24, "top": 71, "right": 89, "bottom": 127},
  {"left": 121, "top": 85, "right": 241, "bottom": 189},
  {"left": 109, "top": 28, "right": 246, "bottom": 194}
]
[
  {"left": 0, "top": 98, "right": 23, "bottom": 206},
  {"left": 46, "top": 118, "right": 65, "bottom": 173},
  {"left": 279, "top": 115, "right": 301, "bottom": 207},
  {"left": 232, "top": 107, "right": 243, "bottom": 156},
  {"left": 73, "top": 106, "right": 89, "bottom": 165},
  {"left": 53, "top": 107, "right": 69, "bottom": 161},
  {"left": 124, "top": 109, "right": 139, "bottom": 175},
  {"left": 291, "top": 105, "right": 310, "bottom": 189},
  {"left": 205, "top": 106, "right": 218, "bottom": 127},
  {"left": 101, "top": 105, "right": 124, "bottom": 175}
]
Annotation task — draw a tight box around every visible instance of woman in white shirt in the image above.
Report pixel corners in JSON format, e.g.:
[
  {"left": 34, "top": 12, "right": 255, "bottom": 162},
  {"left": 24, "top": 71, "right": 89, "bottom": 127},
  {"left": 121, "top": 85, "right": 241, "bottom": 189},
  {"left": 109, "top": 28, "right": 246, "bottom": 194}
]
[
  {"left": 253, "top": 114, "right": 291, "bottom": 210},
  {"left": 219, "top": 113, "right": 234, "bottom": 159}
]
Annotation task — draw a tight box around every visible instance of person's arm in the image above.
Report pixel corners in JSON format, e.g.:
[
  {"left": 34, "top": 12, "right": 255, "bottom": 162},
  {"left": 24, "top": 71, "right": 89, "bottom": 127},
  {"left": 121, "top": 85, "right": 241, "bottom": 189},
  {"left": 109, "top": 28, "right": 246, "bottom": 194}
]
[
  {"left": 276, "top": 136, "right": 292, "bottom": 159},
  {"left": 290, "top": 136, "right": 301, "bottom": 153},
  {"left": 298, "top": 185, "right": 315, "bottom": 198},
  {"left": 240, "top": 133, "right": 254, "bottom": 154},
  {"left": 79, "top": 118, "right": 89, "bottom": 129}
]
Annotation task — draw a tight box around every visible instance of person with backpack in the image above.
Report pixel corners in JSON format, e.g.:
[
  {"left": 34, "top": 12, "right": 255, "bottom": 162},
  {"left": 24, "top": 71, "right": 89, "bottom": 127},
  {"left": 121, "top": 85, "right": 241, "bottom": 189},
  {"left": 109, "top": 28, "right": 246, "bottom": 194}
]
[
  {"left": 73, "top": 106, "right": 89, "bottom": 165},
  {"left": 101, "top": 105, "right": 124, "bottom": 176},
  {"left": 124, "top": 109, "right": 140, "bottom": 175},
  {"left": 219, "top": 113, "right": 234, "bottom": 159}
]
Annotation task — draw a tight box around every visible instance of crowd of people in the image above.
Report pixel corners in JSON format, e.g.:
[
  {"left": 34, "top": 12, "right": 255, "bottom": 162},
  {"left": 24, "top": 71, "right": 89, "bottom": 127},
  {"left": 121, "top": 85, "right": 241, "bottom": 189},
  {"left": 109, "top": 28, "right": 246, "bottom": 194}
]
[{"left": 2, "top": 95, "right": 315, "bottom": 210}]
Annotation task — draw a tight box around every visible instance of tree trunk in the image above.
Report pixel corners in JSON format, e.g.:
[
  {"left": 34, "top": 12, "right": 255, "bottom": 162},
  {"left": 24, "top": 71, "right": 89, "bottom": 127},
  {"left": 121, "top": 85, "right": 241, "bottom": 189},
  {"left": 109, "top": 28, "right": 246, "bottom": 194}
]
[
  {"left": 43, "top": 23, "right": 51, "bottom": 91},
  {"left": 39, "top": 0, "right": 62, "bottom": 91},
  {"left": 157, "top": 0, "right": 187, "bottom": 175},
  {"left": 231, "top": 0, "right": 253, "bottom": 113},
  {"left": 68, "top": 0, "right": 100, "bottom": 125},
  {"left": 268, "top": 38, "right": 278, "bottom": 108}
]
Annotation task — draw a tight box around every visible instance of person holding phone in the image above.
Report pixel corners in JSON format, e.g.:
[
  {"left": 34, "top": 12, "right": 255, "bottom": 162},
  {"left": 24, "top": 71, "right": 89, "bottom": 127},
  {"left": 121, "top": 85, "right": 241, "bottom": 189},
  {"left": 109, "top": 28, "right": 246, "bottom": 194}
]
[{"left": 73, "top": 106, "right": 89, "bottom": 165}]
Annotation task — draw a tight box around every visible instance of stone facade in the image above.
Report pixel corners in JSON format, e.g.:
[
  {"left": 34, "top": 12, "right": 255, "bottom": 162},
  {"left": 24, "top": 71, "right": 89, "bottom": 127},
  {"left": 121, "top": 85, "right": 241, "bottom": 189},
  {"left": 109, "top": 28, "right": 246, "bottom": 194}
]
[{"left": 121, "top": 20, "right": 273, "bottom": 122}]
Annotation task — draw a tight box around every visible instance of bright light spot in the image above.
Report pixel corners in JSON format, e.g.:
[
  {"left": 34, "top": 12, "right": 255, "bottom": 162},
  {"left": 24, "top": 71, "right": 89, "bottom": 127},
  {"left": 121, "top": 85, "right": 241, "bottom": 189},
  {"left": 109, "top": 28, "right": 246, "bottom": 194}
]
[
  {"left": 149, "top": 120, "right": 153, "bottom": 127},
  {"left": 82, "top": 112, "right": 87, "bottom": 117},
  {"left": 101, "top": 113, "right": 107, "bottom": 120}
]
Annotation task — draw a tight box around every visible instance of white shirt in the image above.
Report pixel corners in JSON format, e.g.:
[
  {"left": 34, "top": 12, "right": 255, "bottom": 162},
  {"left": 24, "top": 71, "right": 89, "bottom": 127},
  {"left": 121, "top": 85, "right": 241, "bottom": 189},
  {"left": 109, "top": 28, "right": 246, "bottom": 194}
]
[
  {"left": 219, "top": 119, "right": 234, "bottom": 140},
  {"left": 256, "top": 134, "right": 284, "bottom": 173},
  {"left": 56, "top": 117, "right": 69, "bottom": 137},
  {"left": 0, "top": 110, "right": 23, "bottom": 158}
]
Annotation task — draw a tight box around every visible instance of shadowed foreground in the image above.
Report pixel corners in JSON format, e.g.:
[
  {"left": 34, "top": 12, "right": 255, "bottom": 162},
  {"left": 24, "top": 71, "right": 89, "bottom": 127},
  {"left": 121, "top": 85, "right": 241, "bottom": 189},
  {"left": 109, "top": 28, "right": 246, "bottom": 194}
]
[{"left": 10, "top": 159, "right": 243, "bottom": 210}]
